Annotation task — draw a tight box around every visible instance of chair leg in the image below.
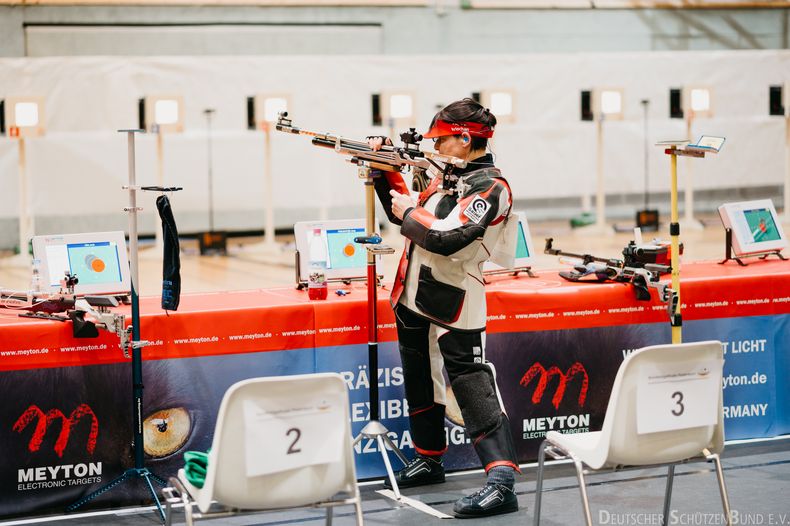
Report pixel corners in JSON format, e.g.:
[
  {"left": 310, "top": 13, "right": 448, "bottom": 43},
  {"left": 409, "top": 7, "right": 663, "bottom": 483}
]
[
  {"left": 706, "top": 452, "right": 732, "bottom": 526},
  {"left": 163, "top": 489, "right": 174, "bottom": 526},
  {"left": 325, "top": 504, "right": 333, "bottom": 526},
  {"left": 354, "top": 498, "right": 365, "bottom": 526},
  {"left": 572, "top": 457, "right": 593, "bottom": 526},
  {"left": 533, "top": 440, "right": 548, "bottom": 526},
  {"left": 184, "top": 502, "right": 195, "bottom": 526},
  {"left": 662, "top": 465, "right": 675, "bottom": 526}
]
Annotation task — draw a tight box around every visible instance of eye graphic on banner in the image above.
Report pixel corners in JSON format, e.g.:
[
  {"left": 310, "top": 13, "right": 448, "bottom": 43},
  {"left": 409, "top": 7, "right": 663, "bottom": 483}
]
[
  {"left": 12, "top": 404, "right": 99, "bottom": 457},
  {"left": 142, "top": 407, "right": 191, "bottom": 458},
  {"left": 519, "top": 362, "right": 589, "bottom": 410}
]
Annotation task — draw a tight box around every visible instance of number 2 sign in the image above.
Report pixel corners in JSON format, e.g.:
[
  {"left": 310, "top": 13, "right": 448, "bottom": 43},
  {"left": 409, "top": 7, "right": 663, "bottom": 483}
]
[
  {"left": 242, "top": 398, "right": 344, "bottom": 477},
  {"left": 636, "top": 359, "right": 723, "bottom": 435}
]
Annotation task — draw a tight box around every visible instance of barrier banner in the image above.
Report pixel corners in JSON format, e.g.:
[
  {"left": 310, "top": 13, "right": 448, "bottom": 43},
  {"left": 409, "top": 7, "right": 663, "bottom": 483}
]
[
  {"left": 1, "top": 314, "right": 787, "bottom": 518},
  {"left": 2, "top": 261, "right": 790, "bottom": 518}
]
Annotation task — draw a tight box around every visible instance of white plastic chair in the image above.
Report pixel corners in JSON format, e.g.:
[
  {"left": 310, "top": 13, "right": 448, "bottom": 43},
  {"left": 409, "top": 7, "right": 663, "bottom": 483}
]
[
  {"left": 163, "top": 373, "right": 363, "bottom": 526},
  {"left": 533, "top": 341, "right": 731, "bottom": 526}
]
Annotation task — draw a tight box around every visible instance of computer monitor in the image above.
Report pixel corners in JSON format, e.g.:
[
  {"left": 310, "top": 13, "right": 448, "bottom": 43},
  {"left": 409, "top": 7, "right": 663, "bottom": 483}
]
[
  {"left": 718, "top": 199, "right": 787, "bottom": 256},
  {"left": 484, "top": 211, "right": 535, "bottom": 271},
  {"left": 31, "top": 231, "right": 131, "bottom": 296},
  {"left": 294, "top": 219, "right": 369, "bottom": 282}
]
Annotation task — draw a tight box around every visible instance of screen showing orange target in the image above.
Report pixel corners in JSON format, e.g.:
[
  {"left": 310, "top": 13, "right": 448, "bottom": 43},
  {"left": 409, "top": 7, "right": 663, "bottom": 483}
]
[
  {"left": 326, "top": 228, "right": 366, "bottom": 270},
  {"left": 65, "top": 242, "right": 123, "bottom": 286}
]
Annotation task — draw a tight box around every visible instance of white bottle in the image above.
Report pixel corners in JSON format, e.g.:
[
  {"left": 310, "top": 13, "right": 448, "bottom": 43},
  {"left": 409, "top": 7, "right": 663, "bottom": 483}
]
[
  {"left": 30, "top": 258, "right": 43, "bottom": 295},
  {"left": 307, "top": 228, "right": 328, "bottom": 300}
]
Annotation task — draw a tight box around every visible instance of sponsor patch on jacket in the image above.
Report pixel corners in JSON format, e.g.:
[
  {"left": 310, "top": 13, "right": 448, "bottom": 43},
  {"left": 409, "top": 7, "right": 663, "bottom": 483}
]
[{"left": 462, "top": 197, "right": 491, "bottom": 223}]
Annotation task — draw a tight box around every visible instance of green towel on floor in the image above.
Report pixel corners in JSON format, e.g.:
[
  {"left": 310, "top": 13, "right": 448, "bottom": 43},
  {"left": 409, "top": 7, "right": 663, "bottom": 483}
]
[{"left": 183, "top": 450, "right": 209, "bottom": 489}]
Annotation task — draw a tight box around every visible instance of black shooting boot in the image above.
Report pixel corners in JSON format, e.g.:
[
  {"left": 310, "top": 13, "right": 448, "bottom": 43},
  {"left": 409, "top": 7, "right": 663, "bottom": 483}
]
[
  {"left": 453, "top": 483, "right": 519, "bottom": 518},
  {"left": 383, "top": 456, "right": 445, "bottom": 489}
]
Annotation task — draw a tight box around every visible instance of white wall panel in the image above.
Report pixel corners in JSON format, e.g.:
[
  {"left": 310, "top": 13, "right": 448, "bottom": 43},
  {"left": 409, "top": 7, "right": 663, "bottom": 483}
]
[{"left": 0, "top": 51, "right": 788, "bottom": 242}]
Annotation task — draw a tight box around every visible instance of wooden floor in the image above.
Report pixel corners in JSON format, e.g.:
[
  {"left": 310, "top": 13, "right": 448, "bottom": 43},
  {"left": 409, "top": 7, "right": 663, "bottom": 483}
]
[{"left": 0, "top": 215, "right": 731, "bottom": 298}]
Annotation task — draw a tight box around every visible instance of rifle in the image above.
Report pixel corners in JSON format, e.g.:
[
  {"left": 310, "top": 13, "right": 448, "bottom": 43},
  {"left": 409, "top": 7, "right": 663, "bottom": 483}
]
[
  {"left": 544, "top": 238, "right": 678, "bottom": 321},
  {"left": 275, "top": 112, "right": 469, "bottom": 194},
  {"left": 1, "top": 273, "right": 131, "bottom": 356}
]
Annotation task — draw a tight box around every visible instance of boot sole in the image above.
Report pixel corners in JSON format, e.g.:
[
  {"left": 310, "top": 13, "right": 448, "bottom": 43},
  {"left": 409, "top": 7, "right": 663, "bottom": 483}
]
[
  {"left": 453, "top": 501, "right": 519, "bottom": 519},
  {"left": 383, "top": 474, "right": 446, "bottom": 490}
]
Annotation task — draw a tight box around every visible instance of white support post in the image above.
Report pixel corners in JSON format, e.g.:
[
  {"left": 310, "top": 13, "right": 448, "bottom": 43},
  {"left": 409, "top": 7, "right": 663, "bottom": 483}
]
[
  {"left": 17, "top": 137, "right": 32, "bottom": 260},
  {"left": 784, "top": 113, "right": 790, "bottom": 223},
  {"left": 683, "top": 114, "right": 704, "bottom": 230},
  {"left": 595, "top": 116, "right": 606, "bottom": 230},
  {"left": 263, "top": 125, "right": 276, "bottom": 250}
]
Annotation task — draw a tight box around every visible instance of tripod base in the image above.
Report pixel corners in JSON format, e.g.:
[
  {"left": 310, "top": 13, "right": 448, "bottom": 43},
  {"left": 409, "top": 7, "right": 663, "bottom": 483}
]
[
  {"left": 67, "top": 467, "right": 167, "bottom": 523},
  {"left": 353, "top": 420, "right": 409, "bottom": 499}
]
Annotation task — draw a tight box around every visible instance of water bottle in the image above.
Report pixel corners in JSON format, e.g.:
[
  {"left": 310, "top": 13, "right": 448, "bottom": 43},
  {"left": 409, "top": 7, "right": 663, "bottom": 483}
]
[
  {"left": 307, "top": 228, "right": 328, "bottom": 300},
  {"left": 30, "top": 258, "right": 43, "bottom": 295}
]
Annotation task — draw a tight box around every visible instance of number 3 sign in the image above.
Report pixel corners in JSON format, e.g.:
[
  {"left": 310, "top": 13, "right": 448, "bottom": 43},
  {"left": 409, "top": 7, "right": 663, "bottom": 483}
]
[
  {"left": 242, "top": 398, "right": 344, "bottom": 477},
  {"left": 636, "top": 359, "right": 723, "bottom": 435}
]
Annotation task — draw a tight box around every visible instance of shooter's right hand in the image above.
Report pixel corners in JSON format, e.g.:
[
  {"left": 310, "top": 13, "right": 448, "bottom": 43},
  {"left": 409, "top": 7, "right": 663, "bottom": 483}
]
[{"left": 366, "top": 136, "right": 392, "bottom": 151}]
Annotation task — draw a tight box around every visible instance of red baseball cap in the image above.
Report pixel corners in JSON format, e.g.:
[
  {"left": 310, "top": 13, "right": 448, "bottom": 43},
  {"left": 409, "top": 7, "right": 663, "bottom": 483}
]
[{"left": 423, "top": 119, "right": 494, "bottom": 139}]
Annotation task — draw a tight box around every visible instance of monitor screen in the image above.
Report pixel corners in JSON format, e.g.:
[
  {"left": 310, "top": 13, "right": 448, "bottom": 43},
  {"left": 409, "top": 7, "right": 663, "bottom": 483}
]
[
  {"left": 325, "top": 227, "right": 367, "bottom": 271},
  {"left": 294, "top": 219, "right": 369, "bottom": 283},
  {"left": 718, "top": 200, "right": 787, "bottom": 256},
  {"left": 515, "top": 221, "right": 531, "bottom": 259},
  {"left": 32, "top": 231, "right": 131, "bottom": 296},
  {"left": 484, "top": 211, "right": 535, "bottom": 272}
]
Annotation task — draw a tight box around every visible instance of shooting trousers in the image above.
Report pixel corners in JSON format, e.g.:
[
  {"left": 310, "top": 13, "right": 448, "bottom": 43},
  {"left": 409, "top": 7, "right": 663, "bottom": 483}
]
[{"left": 394, "top": 304, "right": 519, "bottom": 472}]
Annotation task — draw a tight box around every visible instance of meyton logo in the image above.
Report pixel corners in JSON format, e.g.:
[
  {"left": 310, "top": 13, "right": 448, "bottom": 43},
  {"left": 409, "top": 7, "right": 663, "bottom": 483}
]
[
  {"left": 13, "top": 404, "right": 98, "bottom": 457},
  {"left": 519, "top": 362, "right": 589, "bottom": 409},
  {"left": 520, "top": 362, "right": 591, "bottom": 439}
]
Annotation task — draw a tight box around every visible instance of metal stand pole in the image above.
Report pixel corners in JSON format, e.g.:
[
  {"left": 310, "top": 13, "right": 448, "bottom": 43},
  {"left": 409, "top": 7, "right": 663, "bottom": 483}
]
[
  {"left": 68, "top": 129, "right": 167, "bottom": 522},
  {"left": 642, "top": 100, "right": 649, "bottom": 210},
  {"left": 668, "top": 149, "right": 683, "bottom": 344},
  {"left": 351, "top": 163, "right": 408, "bottom": 499},
  {"left": 153, "top": 129, "right": 165, "bottom": 253}
]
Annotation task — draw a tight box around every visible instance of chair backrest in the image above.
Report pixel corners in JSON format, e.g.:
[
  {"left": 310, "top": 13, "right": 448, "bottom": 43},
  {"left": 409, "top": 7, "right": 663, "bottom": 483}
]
[
  {"left": 590, "top": 341, "right": 724, "bottom": 470},
  {"left": 197, "top": 373, "right": 356, "bottom": 512}
]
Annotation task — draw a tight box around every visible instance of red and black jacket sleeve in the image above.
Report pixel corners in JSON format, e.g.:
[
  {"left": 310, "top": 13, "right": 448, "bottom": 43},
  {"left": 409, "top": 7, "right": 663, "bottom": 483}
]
[
  {"left": 372, "top": 169, "right": 410, "bottom": 226},
  {"left": 401, "top": 179, "right": 510, "bottom": 257}
]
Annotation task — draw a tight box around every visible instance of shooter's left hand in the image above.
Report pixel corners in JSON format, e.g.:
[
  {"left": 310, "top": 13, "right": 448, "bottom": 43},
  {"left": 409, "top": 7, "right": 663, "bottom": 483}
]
[{"left": 389, "top": 190, "right": 416, "bottom": 220}]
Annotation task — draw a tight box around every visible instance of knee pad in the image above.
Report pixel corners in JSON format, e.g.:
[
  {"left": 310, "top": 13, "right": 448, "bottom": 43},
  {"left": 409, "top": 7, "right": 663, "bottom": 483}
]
[{"left": 451, "top": 370, "right": 500, "bottom": 437}]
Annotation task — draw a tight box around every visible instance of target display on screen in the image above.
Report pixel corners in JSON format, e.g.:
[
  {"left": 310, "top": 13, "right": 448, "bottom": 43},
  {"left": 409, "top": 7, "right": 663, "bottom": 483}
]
[
  {"left": 326, "top": 228, "right": 367, "bottom": 270},
  {"left": 32, "top": 231, "right": 131, "bottom": 295},
  {"left": 294, "top": 219, "right": 368, "bottom": 283},
  {"left": 718, "top": 200, "right": 787, "bottom": 256},
  {"left": 65, "top": 242, "right": 123, "bottom": 286}
]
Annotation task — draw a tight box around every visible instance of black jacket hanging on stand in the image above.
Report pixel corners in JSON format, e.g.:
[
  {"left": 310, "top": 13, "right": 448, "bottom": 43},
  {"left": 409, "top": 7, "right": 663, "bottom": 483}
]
[{"left": 156, "top": 194, "right": 181, "bottom": 311}]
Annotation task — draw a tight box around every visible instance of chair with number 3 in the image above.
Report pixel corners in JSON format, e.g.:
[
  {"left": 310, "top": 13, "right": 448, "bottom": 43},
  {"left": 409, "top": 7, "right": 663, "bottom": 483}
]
[
  {"left": 163, "top": 373, "right": 363, "bottom": 526},
  {"left": 533, "top": 341, "right": 732, "bottom": 526}
]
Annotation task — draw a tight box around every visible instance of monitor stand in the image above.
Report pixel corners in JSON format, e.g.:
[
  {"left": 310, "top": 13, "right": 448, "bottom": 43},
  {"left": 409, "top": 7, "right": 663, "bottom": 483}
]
[{"left": 719, "top": 228, "right": 788, "bottom": 266}]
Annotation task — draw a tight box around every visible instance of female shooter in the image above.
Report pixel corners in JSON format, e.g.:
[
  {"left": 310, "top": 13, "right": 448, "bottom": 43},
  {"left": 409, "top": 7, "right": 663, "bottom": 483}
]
[{"left": 369, "top": 98, "right": 519, "bottom": 518}]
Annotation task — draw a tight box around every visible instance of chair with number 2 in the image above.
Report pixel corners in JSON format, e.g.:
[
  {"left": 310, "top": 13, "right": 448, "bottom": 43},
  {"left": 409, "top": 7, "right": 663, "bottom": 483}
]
[
  {"left": 533, "top": 341, "right": 732, "bottom": 526},
  {"left": 163, "top": 373, "right": 363, "bottom": 526}
]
